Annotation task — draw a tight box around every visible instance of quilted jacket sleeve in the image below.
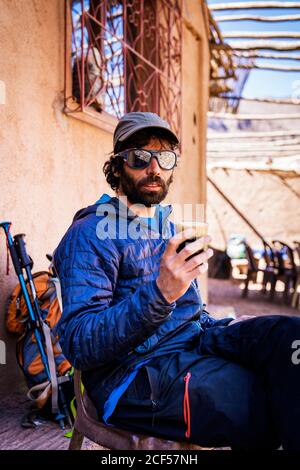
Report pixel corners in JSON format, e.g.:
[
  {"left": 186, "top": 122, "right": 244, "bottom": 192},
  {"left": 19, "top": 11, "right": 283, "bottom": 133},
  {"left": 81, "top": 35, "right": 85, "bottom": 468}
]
[
  {"left": 200, "top": 310, "right": 234, "bottom": 328},
  {"left": 54, "top": 221, "right": 175, "bottom": 370},
  {"left": 193, "top": 279, "right": 234, "bottom": 328}
]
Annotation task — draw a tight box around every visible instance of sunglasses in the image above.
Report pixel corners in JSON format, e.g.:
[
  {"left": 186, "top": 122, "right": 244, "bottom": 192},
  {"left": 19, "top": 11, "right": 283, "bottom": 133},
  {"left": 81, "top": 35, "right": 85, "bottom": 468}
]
[{"left": 116, "top": 148, "right": 178, "bottom": 170}]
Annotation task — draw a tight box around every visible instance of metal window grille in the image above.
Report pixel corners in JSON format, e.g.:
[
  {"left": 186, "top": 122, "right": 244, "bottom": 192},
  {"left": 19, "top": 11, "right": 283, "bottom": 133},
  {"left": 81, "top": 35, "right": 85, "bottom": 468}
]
[{"left": 65, "top": 0, "right": 182, "bottom": 138}]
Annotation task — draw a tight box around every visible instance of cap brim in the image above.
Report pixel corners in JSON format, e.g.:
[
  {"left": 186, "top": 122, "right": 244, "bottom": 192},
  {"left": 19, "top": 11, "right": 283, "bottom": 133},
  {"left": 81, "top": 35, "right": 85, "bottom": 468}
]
[{"left": 117, "top": 124, "right": 179, "bottom": 146}]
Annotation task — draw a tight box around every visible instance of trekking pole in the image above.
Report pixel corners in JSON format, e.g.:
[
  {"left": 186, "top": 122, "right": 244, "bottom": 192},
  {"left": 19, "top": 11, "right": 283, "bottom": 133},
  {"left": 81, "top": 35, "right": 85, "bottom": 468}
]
[
  {"left": 0, "top": 222, "right": 67, "bottom": 428},
  {"left": 1, "top": 222, "right": 51, "bottom": 381},
  {"left": 14, "top": 235, "right": 44, "bottom": 330},
  {"left": 13, "top": 232, "right": 72, "bottom": 429}
]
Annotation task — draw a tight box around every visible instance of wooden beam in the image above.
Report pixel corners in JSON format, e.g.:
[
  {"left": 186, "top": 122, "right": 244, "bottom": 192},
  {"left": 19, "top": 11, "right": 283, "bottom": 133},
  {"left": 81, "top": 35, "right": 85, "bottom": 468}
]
[
  {"left": 208, "top": 137, "right": 300, "bottom": 144},
  {"left": 207, "top": 130, "right": 300, "bottom": 139},
  {"left": 208, "top": 139, "right": 300, "bottom": 146},
  {"left": 208, "top": 161, "right": 300, "bottom": 177},
  {"left": 209, "top": 95, "right": 300, "bottom": 105},
  {"left": 223, "top": 31, "right": 300, "bottom": 39},
  {"left": 228, "top": 40, "right": 300, "bottom": 51},
  {"left": 208, "top": 150, "right": 300, "bottom": 157},
  {"left": 208, "top": 8, "right": 223, "bottom": 41},
  {"left": 210, "top": 74, "right": 236, "bottom": 81},
  {"left": 208, "top": 153, "right": 300, "bottom": 159},
  {"left": 208, "top": 111, "right": 300, "bottom": 120},
  {"left": 236, "top": 62, "right": 300, "bottom": 71},
  {"left": 232, "top": 50, "right": 300, "bottom": 61},
  {"left": 208, "top": 151, "right": 300, "bottom": 157},
  {"left": 209, "top": 2, "right": 300, "bottom": 12},
  {"left": 208, "top": 140, "right": 300, "bottom": 149},
  {"left": 208, "top": 157, "right": 300, "bottom": 163},
  {"left": 215, "top": 14, "right": 300, "bottom": 22},
  {"left": 208, "top": 156, "right": 300, "bottom": 164}
]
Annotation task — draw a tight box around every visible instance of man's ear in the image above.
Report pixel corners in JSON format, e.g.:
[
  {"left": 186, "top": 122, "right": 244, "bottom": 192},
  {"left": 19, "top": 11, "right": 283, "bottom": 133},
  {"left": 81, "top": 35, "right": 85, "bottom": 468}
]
[{"left": 112, "top": 159, "right": 121, "bottom": 177}]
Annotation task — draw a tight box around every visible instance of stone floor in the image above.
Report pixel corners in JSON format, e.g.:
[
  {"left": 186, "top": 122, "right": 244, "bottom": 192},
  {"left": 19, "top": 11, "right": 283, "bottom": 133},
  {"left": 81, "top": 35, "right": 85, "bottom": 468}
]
[
  {"left": 207, "top": 277, "right": 298, "bottom": 319},
  {"left": 0, "top": 391, "right": 102, "bottom": 450},
  {"left": 0, "top": 278, "right": 298, "bottom": 450}
]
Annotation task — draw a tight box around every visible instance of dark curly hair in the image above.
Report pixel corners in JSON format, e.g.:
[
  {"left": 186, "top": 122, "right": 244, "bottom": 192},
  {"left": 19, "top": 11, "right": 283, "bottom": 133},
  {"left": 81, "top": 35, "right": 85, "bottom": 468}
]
[{"left": 103, "top": 127, "right": 179, "bottom": 191}]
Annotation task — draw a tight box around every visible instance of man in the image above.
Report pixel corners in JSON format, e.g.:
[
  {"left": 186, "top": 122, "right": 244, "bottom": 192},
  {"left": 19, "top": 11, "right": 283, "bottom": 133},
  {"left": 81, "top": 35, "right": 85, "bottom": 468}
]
[{"left": 54, "top": 112, "right": 300, "bottom": 450}]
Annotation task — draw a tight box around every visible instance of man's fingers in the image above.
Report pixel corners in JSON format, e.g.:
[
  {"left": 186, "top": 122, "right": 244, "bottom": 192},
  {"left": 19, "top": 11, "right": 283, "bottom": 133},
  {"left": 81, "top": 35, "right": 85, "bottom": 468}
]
[
  {"left": 184, "top": 248, "right": 214, "bottom": 272},
  {"left": 188, "top": 262, "right": 209, "bottom": 278},
  {"left": 177, "top": 236, "right": 212, "bottom": 262},
  {"left": 164, "top": 228, "right": 198, "bottom": 255}
]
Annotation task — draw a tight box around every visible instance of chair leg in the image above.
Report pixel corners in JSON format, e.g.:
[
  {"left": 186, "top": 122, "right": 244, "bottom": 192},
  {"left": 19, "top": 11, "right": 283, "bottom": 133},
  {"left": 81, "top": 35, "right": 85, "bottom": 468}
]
[
  {"left": 292, "top": 275, "right": 300, "bottom": 308},
  {"left": 269, "top": 276, "right": 276, "bottom": 302},
  {"left": 283, "top": 277, "right": 291, "bottom": 305},
  {"left": 68, "top": 427, "right": 84, "bottom": 450},
  {"left": 242, "top": 276, "right": 249, "bottom": 298},
  {"left": 261, "top": 271, "right": 269, "bottom": 294}
]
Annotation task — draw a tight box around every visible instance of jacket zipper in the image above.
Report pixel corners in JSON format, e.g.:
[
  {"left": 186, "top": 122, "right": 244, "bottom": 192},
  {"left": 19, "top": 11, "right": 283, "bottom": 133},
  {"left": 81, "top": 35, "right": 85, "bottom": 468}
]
[
  {"left": 145, "top": 366, "right": 158, "bottom": 427},
  {"left": 183, "top": 371, "right": 192, "bottom": 438}
]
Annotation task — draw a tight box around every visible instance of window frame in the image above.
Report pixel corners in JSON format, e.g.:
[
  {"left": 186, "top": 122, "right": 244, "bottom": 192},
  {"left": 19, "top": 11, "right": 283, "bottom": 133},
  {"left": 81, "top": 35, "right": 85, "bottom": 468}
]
[
  {"left": 64, "top": 0, "right": 118, "bottom": 132},
  {"left": 64, "top": 0, "right": 182, "bottom": 137}
]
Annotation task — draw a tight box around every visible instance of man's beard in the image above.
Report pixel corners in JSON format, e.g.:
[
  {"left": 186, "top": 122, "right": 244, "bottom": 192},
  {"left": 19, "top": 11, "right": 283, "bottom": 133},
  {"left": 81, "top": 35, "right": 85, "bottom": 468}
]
[{"left": 119, "top": 169, "right": 173, "bottom": 207}]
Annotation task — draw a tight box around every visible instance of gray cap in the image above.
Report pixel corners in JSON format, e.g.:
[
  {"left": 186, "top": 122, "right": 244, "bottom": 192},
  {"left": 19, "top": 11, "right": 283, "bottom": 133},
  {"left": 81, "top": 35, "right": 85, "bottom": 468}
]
[{"left": 113, "top": 111, "right": 179, "bottom": 152}]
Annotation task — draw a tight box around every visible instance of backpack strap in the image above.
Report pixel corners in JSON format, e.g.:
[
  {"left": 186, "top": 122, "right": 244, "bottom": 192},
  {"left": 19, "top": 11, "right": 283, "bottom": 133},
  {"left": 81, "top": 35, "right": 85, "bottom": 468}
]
[
  {"left": 28, "top": 274, "right": 66, "bottom": 414},
  {"left": 42, "top": 321, "right": 59, "bottom": 413},
  {"left": 50, "top": 276, "right": 64, "bottom": 355},
  {"left": 27, "top": 380, "right": 51, "bottom": 409},
  {"left": 51, "top": 277, "right": 63, "bottom": 313},
  {"left": 44, "top": 276, "right": 66, "bottom": 413},
  {"left": 27, "top": 375, "right": 70, "bottom": 409}
]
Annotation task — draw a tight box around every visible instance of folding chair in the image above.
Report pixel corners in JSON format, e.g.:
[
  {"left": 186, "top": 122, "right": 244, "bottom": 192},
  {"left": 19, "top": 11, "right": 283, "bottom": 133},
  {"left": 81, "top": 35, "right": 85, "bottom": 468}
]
[
  {"left": 292, "top": 241, "right": 300, "bottom": 309},
  {"left": 272, "top": 240, "right": 298, "bottom": 305},
  {"left": 242, "top": 243, "right": 276, "bottom": 299}
]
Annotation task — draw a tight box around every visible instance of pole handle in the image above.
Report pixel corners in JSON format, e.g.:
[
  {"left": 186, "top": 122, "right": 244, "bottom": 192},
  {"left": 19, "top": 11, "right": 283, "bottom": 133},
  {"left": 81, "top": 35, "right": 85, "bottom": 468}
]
[
  {"left": 0, "top": 222, "right": 23, "bottom": 275},
  {"left": 14, "top": 234, "right": 33, "bottom": 268}
]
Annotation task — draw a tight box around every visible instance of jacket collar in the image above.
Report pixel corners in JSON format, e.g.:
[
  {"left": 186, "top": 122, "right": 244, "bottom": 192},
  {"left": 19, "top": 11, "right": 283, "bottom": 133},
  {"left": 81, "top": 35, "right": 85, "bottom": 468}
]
[{"left": 95, "top": 193, "right": 173, "bottom": 236}]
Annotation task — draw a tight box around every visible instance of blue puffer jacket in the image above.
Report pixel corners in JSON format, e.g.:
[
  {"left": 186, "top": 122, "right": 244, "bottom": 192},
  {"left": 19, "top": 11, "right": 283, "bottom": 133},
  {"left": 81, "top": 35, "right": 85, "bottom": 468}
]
[{"left": 54, "top": 194, "right": 232, "bottom": 416}]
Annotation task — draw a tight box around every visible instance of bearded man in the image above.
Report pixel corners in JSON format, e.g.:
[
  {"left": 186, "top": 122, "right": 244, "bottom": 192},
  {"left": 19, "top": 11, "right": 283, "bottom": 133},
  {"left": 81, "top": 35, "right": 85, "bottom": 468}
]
[{"left": 54, "top": 112, "right": 300, "bottom": 450}]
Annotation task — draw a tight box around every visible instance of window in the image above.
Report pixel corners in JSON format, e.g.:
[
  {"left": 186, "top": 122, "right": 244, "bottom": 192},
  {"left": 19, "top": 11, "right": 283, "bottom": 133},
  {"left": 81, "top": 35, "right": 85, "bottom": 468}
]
[{"left": 64, "top": 0, "right": 182, "bottom": 137}]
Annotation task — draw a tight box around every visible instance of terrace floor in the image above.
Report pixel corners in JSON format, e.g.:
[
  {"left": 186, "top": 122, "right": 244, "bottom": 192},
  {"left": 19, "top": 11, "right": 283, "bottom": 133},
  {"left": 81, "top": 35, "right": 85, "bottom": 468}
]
[
  {"left": 0, "top": 391, "right": 102, "bottom": 450},
  {"left": 207, "top": 277, "right": 298, "bottom": 319}
]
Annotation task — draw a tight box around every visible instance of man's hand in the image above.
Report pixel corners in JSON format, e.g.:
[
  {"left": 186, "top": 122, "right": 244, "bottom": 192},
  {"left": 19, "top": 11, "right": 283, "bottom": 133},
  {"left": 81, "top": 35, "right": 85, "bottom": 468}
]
[
  {"left": 156, "top": 228, "right": 213, "bottom": 304},
  {"left": 228, "top": 315, "right": 256, "bottom": 325}
]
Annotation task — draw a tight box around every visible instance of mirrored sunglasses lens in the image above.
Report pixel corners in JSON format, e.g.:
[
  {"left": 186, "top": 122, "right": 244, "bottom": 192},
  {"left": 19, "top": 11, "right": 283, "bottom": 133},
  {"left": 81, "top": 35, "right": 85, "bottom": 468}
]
[
  {"left": 158, "top": 151, "right": 176, "bottom": 169},
  {"left": 129, "top": 150, "right": 151, "bottom": 168}
]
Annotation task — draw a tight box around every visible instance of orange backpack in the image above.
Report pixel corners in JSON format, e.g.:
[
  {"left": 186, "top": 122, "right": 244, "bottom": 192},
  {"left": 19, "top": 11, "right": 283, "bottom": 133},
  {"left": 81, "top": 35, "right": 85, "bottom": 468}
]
[{"left": 6, "top": 271, "right": 72, "bottom": 409}]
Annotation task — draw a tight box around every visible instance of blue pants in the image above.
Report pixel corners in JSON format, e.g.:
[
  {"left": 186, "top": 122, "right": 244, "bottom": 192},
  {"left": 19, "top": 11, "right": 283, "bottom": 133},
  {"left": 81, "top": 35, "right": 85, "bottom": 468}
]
[{"left": 109, "top": 315, "right": 300, "bottom": 450}]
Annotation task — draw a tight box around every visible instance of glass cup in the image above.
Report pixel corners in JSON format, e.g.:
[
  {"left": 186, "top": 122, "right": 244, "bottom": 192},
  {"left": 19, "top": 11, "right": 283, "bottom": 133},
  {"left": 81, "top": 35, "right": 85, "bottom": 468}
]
[{"left": 175, "top": 221, "right": 209, "bottom": 260}]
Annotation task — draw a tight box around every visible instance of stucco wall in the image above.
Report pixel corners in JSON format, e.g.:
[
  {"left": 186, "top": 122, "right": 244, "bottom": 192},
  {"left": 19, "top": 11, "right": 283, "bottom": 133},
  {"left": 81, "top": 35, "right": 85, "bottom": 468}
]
[
  {"left": 0, "top": 0, "right": 116, "bottom": 395},
  {"left": 0, "top": 0, "right": 209, "bottom": 395}
]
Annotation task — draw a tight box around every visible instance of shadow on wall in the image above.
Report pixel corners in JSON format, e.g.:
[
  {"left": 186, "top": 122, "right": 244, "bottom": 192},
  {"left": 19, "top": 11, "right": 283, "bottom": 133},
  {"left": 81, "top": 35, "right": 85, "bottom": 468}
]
[{"left": 0, "top": 250, "right": 26, "bottom": 397}]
